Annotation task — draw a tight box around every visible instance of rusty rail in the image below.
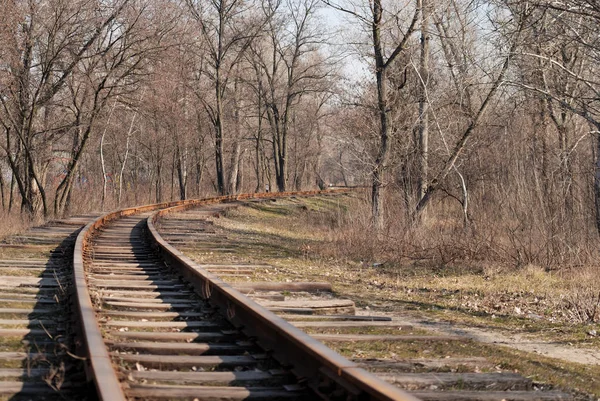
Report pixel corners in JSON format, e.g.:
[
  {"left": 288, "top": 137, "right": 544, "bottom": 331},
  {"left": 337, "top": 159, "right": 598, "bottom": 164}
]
[
  {"left": 73, "top": 199, "right": 198, "bottom": 400},
  {"left": 147, "top": 191, "right": 420, "bottom": 401}
]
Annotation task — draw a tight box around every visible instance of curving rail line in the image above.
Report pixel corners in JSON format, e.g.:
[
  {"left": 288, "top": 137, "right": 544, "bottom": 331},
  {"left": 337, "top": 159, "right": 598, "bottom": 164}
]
[{"left": 73, "top": 191, "right": 418, "bottom": 401}]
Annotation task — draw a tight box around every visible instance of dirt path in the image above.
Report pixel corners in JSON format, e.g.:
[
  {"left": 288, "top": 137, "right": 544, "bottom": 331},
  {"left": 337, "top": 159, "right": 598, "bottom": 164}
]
[{"left": 370, "top": 311, "right": 600, "bottom": 366}]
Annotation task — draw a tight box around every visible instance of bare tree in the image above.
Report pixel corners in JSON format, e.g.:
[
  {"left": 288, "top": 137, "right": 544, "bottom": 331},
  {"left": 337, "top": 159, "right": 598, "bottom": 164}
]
[
  {"left": 416, "top": 0, "right": 430, "bottom": 202},
  {"left": 0, "top": 0, "right": 178, "bottom": 216},
  {"left": 249, "top": 0, "right": 335, "bottom": 192},
  {"left": 413, "top": 1, "right": 530, "bottom": 218},
  {"left": 0, "top": 0, "right": 135, "bottom": 216},
  {"left": 324, "top": 0, "right": 419, "bottom": 230},
  {"left": 187, "top": 0, "right": 268, "bottom": 195},
  {"left": 514, "top": 0, "right": 600, "bottom": 234}
]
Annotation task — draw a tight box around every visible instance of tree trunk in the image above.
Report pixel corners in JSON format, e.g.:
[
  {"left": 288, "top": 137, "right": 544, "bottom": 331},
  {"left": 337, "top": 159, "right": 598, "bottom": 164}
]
[
  {"left": 371, "top": 169, "right": 385, "bottom": 230},
  {"left": 371, "top": 0, "right": 391, "bottom": 231},
  {"left": 5, "top": 135, "right": 33, "bottom": 216},
  {"left": 155, "top": 156, "right": 162, "bottom": 203},
  {"left": 594, "top": 125, "right": 600, "bottom": 237},
  {"left": 214, "top": 3, "right": 226, "bottom": 196},
  {"left": 0, "top": 162, "right": 5, "bottom": 210},
  {"left": 276, "top": 156, "right": 286, "bottom": 192},
  {"left": 170, "top": 152, "right": 176, "bottom": 201},
  {"left": 194, "top": 146, "right": 205, "bottom": 197},
  {"left": 338, "top": 150, "right": 348, "bottom": 187},
  {"left": 235, "top": 149, "right": 245, "bottom": 193},
  {"left": 101, "top": 130, "right": 108, "bottom": 209},
  {"left": 255, "top": 132, "right": 263, "bottom": 193},
  {"left": 176, "top": 145, "right": 187, "bottom": 200},
  {"left": 24, "top": 146, "right": 47, "bottom": 217},
  {"left": 55, "top": 169, "right": 75, "bottom": 217},
  {"left": 100, "top": 98, "right": 118, "bottom": 209},
  {"left": 255, "top": 87, "right": 264, "bottom": 193},
  {"left": 276, "top": 105, "right": 290, "bottom": 192},
  {"left": 269, "top": 106, "right": 287, "bottom": 193},
  {"left": 55, "top": 123, "right": 94, "bottom": 216},
  {"left": 8, "top": 168, "right": 16, "bottom": 212},
  {"left": 417, "top": 0, "right": 430, "bottom": 203},
  {"left": 117, "top": 125, "right": 132, "bottom": 206},
  {"left": 214, "top": 91, "right": 226, "bottom": 195},
  {"left": 537, "top": 100, "right": 550, "bottom": 202},
  {"left": 227, "top": 141, "right": 241, "bottom": 195}
]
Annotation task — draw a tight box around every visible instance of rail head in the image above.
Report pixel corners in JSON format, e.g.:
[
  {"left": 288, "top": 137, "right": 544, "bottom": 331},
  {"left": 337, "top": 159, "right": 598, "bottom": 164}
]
[{"left": 147, "top": 191, "right": 420, "bottom": 401}]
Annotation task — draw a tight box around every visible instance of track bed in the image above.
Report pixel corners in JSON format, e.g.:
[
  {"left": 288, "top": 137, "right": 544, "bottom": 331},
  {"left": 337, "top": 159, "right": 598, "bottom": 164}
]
[
  {"left": 0, "top": 214, "right": 98, "bottom": 400},
  {"left": 87, "top": 214, "right": 313, "bottom": 400}
]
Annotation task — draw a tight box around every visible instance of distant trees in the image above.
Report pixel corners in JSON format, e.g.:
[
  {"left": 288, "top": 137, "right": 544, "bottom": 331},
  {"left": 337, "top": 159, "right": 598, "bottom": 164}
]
[
  {"left": 414, "top": 1, "right": 529, "bottom": 219},
  {"left": 320, "top": 0, "right": 600, "bottom": 266},
  {"left": 2, "top": 0, "right": 600, "bottom": 267},
  {"left": 324, "top": 0, "right": 530, "bottom": 228},
  {"left": 0, "top": 0, "right": 177, "bottom": 216},
  {"left": 513, "top": 0, "right": 600, "bottom": 234},
  {"left": 0, "top": 0, "right": 128, "bottom": 215},
  {"left": 186, "top": 0, "right": 267, "bottom": 195},
  {"left": 250, "top": 0, "right": 336, "bottom": 192},
  {"left": 323, "top": 0, "right": 419, "bottom": 230},
  {"left": 0, "top": 0, "right": 342, "bottom": 218}
]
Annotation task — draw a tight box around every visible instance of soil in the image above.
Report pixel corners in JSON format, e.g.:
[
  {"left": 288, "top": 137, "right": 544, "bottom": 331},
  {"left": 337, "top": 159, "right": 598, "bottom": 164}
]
[{"left": 360, "top": 309, "right": 600, "bottom": 366}]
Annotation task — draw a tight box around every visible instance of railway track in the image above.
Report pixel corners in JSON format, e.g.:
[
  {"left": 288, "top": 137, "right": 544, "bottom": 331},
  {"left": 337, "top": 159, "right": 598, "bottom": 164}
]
[
  {"left": 74, "top": 191, "right": 414, "bottom": 400},
  {"left": 153, "top": 194, "right": 576, "bottom": 401}
]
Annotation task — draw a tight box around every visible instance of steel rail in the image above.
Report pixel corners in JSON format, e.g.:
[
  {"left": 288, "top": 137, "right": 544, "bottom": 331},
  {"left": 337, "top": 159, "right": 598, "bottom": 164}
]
[
  {"left": 72, "top": 190, "right": 345, "bottom": 400},
  {"left": 73, "top": 198, "right": 207, "bottom": 401},
  {"left": 147, "top": 192, "right": 421, "bottom": 401}
]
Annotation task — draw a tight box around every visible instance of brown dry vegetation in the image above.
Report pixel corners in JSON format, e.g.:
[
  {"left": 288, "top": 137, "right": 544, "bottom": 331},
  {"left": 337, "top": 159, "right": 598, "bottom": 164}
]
[
  {"left": 308, "top": 192, "right": 600, "bottom": 326},
  {"left": 0, "top": 212, "right": 33, "bottom": 240},
  {"left": 210, "top": 194, "right": 600, "bottom": 331},
  {"left": 171, "top": 195, "right": 600, "bottom": 396}
]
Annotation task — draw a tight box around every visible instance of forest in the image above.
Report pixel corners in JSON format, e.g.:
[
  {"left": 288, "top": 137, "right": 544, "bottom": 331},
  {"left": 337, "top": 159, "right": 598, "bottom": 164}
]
[{"left": 1, "top": 0, "right": 599, "bottom": 269}]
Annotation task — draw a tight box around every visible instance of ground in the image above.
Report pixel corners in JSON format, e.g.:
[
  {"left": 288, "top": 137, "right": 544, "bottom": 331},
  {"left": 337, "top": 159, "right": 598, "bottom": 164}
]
[{"left": 161, "top": 194, "right": 600, "bottom": 397}]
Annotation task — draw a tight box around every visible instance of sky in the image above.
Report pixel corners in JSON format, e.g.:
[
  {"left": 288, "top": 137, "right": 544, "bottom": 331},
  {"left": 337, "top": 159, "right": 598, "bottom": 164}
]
[{"left": 316, "top": 1, "right": 373, "bottom": 82}]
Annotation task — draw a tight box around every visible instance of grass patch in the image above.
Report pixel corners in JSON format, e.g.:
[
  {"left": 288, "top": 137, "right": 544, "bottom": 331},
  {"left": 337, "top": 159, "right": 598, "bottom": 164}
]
[
  {"left": 0, "top": 268, "right": 51, "bottom": 277},
  {"left": 0, "top": 248, "right": 53, "bottom": 259},
  {"left": 0, "top": 337, "right": 28, "bottom": 352}
]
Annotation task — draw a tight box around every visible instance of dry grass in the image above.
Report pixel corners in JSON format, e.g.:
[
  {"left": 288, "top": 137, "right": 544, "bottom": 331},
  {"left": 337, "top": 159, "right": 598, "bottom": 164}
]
[
  {"left": 192, "top": 195, "right": 600, "bottom": 328},
  {"left": 0, "top": 211, "right": 34, "bottom": 241},
  {"left": 0, "top": 248, "right": 53, "bottom": 260},
  {"left": 320, "top": 189, "right": 600, "bottom": 271},
  {"left": 309, "top": 193, "right": 600, "bottom": 326},
  {"left": 161, "top": 194, "right": 600, "bottom": 397}
]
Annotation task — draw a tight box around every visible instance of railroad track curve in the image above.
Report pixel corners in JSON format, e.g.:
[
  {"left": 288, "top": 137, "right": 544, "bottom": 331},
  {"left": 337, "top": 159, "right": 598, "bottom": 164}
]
[{"left": 73, "top": 190, "right": 415, "bottom": 400}]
